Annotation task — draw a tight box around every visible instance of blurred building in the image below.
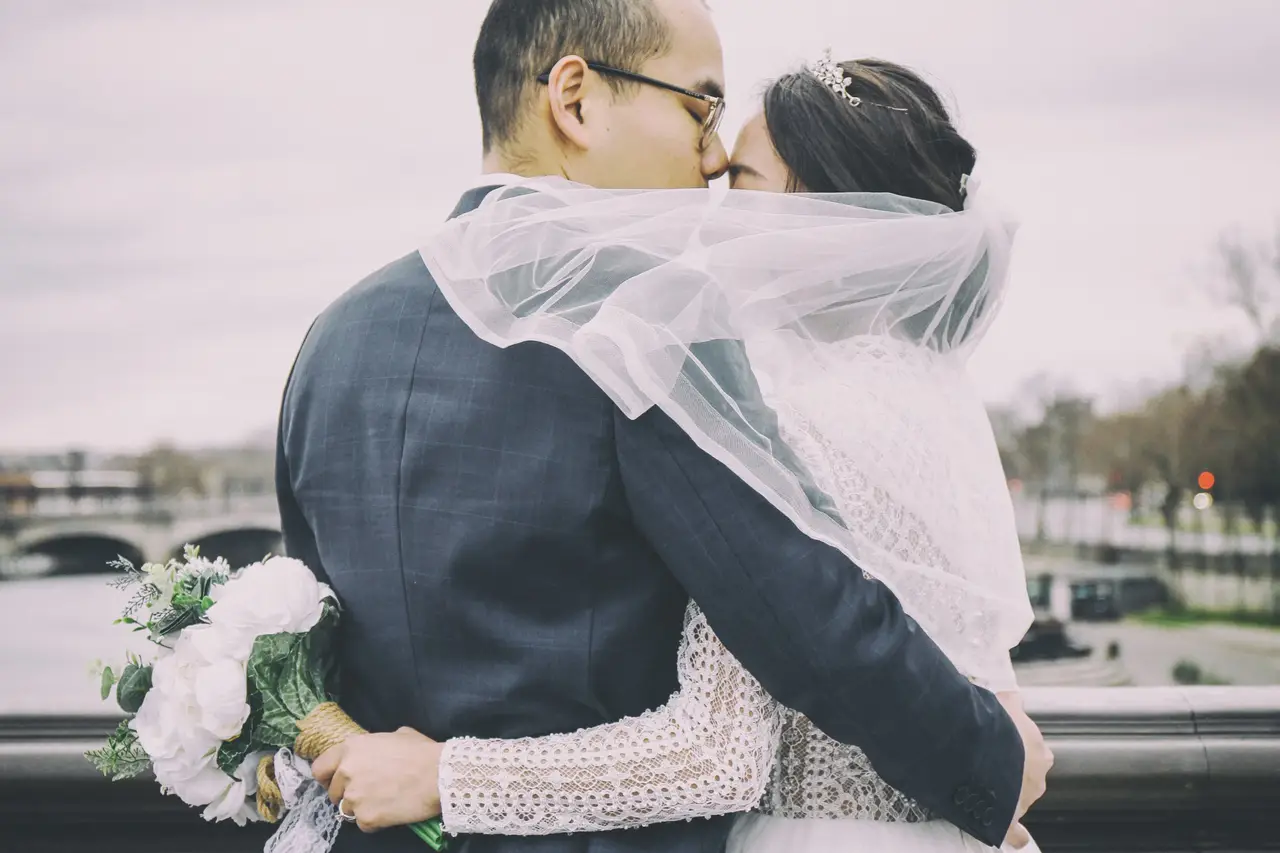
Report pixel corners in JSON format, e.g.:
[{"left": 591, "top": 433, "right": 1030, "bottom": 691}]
[
  {"left": 0, "top": 441, "right": 274, "bottom": 519},
  {"left": 0, "top": 451, "right": 147, "bottom": 518},
  {"left": 0, "top": 472, "right": 36, "bottom": 517}
]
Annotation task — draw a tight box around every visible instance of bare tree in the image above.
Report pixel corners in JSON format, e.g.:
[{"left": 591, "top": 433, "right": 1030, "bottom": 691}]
[{"left": 1214, "top": 221, "right": 1280, "bottom": 344}]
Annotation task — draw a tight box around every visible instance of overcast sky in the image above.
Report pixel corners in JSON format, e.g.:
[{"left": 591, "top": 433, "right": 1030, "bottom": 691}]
[{"left": 3, "top": 1, "right": 1278, "bottom": 451}]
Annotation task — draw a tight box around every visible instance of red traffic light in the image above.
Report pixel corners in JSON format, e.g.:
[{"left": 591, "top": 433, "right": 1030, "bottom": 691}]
[{"left": 1198, "top": 471, "right": 1216, "bottom": 491}]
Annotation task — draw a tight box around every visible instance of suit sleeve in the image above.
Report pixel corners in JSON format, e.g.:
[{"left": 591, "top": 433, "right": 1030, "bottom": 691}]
[
  {"left": 274, "top": 334, "right": 326, "bottom": 580},
  {"left": 614, "top": 405, "right": 1025, "bottom": 846}
]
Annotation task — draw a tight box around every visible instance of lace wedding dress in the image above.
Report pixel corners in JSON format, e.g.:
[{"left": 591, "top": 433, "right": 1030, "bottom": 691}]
[{"left": 437, "top": 339, "right": 1035, "bottom": 853}]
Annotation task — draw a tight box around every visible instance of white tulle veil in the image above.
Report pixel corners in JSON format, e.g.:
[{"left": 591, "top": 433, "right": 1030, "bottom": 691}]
[{"left": 419, "top": 176, "right": 1032, "bottom": 689}]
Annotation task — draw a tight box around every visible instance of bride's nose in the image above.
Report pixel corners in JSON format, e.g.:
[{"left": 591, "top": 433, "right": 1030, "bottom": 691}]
[{"left": 701, "top": 134, "right": 729, "bottom": 182}]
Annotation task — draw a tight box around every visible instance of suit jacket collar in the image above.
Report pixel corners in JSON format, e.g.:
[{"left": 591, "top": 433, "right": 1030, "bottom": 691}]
[
  {"left": 449, "top": 185, "right": 501, "bottom": 220},
  {"left": 451, "top": 172, "right": 556, "bottom": 220}
]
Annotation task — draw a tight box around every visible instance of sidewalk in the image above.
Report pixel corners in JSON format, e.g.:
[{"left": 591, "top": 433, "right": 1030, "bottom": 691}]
[{"left": 1195, "top": 622, "right": 1280, "bottom": 653}]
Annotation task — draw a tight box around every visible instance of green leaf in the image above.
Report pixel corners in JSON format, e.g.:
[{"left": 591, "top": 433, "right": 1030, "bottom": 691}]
[
  {"left": 305, "top": 603, "right": 342, "bottom": 699},
  {"left": 115, "top": 663, "right": 153, "bottom": 714},
  {"left": 85, "top": 719, "right": 151, "bottom": 781},
  {"left": 242, "top": 613, "right": 343, "bottom": 754},
  {"left": 149, "top": 602, "right": 204, "bottom": 640},
  {"left": 254, "top": 715, "right": 298, "bottom": 750},
  {"left": 216, "top": 735, "right": 253, "bottom": 777},
  {"left": 246, "top": 632, "right": 305, "bottom": 749},
  {"left": 100, "top": 666, "right": 116, "bottom": 701},
  {"left": 170, "top": 592, "right": 201, "bottom": 610}
]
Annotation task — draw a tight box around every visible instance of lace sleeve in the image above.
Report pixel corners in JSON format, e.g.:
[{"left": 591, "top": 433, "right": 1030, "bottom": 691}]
[{"left": 437, "top": 602, "right": 782, "bottom": 836}]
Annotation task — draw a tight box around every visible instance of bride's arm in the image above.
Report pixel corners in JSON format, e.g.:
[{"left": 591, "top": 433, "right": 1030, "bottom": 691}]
[{"left": 436, "top": 601, "right": 782, "bottom": 836}]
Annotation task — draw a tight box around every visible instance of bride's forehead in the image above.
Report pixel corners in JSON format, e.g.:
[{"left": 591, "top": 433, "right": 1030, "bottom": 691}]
[{"left": 731, "top": 113, "right": 772, "bottom": 155}]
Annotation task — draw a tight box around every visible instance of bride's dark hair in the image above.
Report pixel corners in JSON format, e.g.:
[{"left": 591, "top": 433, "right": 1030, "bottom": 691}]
[{"left": 762, "top": 58, "right": 975, "bottom": 210}]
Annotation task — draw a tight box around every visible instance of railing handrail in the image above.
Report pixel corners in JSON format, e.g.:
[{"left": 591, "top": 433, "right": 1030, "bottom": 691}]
[
  {"left": 16, "top": 686, "right": 1270, "bottom": 732},
  {"left": 3, "top": 687, "right": 1278, "bottom": 850},
  {"left": 4, "top": 686, "right": 1278, "bottom": 807},
  {"left": 1022, "top": 685, "right": 1280, "bottom": 733}
]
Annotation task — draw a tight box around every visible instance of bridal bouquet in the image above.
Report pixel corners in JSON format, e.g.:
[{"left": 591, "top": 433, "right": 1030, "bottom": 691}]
[{"left": 86, "top": 545, "right": 446, "bottom": 850}]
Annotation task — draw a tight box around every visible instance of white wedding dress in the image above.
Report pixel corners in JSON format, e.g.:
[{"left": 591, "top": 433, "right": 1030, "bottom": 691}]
[{"left": 436, "top": 338, "right": 1037, "bottom": 853}]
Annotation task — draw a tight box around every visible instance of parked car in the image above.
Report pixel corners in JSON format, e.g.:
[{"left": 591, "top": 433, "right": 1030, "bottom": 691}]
[{"left": 1013, "top": 574, "right": 1092, "bottom": 661}]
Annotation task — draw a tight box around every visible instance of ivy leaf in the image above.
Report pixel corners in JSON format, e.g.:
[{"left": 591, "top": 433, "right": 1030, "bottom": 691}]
[
  {"left": 243, "top": 608, "right": 341, "bottom": 753},
  {"left": 100, "top": 665, "right": 116, "bottom": 701},
  {"left": 216, "top": 735, "right": 253, "bottom": 777},
  {"left": 246, "top": 632, "right": 305, "bottom": 750},
  {"left": 115, "top": 662, "right": 153, "bottom": 714}
]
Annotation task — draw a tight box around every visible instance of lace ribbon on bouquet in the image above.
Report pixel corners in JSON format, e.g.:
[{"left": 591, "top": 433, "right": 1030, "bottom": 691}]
[{"left": 263, "top": 749, "right": 344, "bottom": 853}]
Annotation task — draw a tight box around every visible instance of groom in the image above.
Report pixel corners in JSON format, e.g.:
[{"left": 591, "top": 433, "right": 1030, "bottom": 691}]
[{"left": 276, "top": 1, "right": 1051, "bottom": 851}]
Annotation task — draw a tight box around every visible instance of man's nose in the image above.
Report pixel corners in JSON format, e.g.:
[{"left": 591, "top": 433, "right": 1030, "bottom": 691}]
[{"left": 702, "top": 134, "right": 729, "bottom": 183}]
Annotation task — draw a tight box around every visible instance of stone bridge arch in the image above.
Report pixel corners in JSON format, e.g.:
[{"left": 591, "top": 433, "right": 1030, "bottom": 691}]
[
  {"left": 167, "top": 511, "right": 283, "bottom": 568},
  {"left": 1, "top": 501, "right": 284, "bottom": 577},
  {"left": 13, "top": 531, "right": 147, "bottom": 576},
  {"left": 12, "top": 518, "right": 170, "bottom": 564},
  {"left": 173, "top": 526, "right": 284, "bottom": 568}
]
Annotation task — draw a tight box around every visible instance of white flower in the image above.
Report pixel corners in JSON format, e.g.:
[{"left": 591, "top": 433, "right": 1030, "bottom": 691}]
[
  {"left": 206, "top": 556, "right": 331, "bottom": 637},
  {"left": 131, "top": 626, "right": 249, "bottom": 785},
  {"left": 143, "top": 562, "right": 179, "bottom": 609},
  {"left": 194, "top": 658, "right": 251, "bottom": 739},
  {"left": 133, "top": 651, "right": 217, "bottom": 763},
  {"left": 167, "top": 625, "right": 213, "bottom": 678},
  {"left": 156, "top": 752, "right": 234, "bottom": 808},
  {"left": 202, "top": 751, "right": 270, "bottom": 826},
  {"left": 185, "top": 620, "right": 256, "bottom": 665}
]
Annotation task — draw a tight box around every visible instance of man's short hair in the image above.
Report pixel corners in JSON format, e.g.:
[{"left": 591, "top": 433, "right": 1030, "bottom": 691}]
[{"left": 473, "top": 0, "right": 672, "bottom": 152}]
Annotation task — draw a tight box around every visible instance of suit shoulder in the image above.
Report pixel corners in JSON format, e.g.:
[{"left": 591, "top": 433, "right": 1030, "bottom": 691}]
[
  {"left": 325, "top": 251, "right": 437, "bottom": 319},
  {"left": 299, "top": 252, "right": 445, "bottom": 349}
]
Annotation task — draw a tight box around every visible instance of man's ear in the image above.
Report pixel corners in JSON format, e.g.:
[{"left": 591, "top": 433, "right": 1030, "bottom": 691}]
[{"left": 545, "top": 55, "right": 595, "bottom": 150}]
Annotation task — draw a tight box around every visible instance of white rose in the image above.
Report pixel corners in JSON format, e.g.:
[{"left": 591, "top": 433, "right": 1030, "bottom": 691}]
[
  {"left": 201, "top": 751, "right": 269, "bottom": 825},
  {"left": 194, "top": 658, "right": 251, "bottom": 739},
  {"left": 204, "top": 792, "right": 261, "bottom": 827},
  {"left": 131, "top": 686, "right": 189, "bottom": 761},
  {"left": 154, "top": 750, "right": 233, "bottom": 808},
  {"left": 159, "top": 628, "right": 212, "bottom": 693},
  {"left": 134, "top": 628, "right": 248, "bottom": 769},
  {"left": 185, "top": 621, "right": 256, "bottom": 666},
  {"left": 133, "top": 655, "right": 217, "bottom": 763},
  {"left": 206, "top": 557, "right": 330, "bottom": 637}
]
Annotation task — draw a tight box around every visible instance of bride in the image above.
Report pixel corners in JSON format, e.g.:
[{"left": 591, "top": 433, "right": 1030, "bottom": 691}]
[{"left": 416, "top": 54, "right": 1039, "bottom": 853}]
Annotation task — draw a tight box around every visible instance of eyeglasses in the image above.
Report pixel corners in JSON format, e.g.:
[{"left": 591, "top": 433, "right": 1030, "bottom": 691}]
[{"left": 537, "top": 61, "right": 725, "bottom": 151}]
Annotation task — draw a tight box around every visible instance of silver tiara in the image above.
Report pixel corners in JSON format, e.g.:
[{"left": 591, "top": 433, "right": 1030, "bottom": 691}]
[{"left": 808, "top": 49, "right": 907, "bottom": 112}]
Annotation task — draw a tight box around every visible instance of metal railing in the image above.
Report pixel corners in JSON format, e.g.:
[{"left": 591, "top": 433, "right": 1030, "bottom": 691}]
[
  {"left": 3, "top": 687, "right": 1279, "bottom": 852},
  {"left": 1020, "top": 687, "right": 1280, "bottom": 851}
]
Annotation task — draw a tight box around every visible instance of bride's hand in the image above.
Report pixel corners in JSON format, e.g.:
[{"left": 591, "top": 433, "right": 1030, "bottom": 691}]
[
  {"left": 312, "top": 727, "right": 444, "bottom": 832},
  {"left": 1002, "top": 820, "right": 1040, "bottom": 851},
  {"left": 996, "top": 691, "right": 1053, "bottom": 848},
  {"left": 1003, "top": 820, "right": 1032, "bottom": 850}
]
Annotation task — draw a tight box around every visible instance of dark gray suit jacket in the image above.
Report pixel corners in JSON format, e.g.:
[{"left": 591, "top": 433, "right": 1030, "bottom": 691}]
[{"left": 276, "top": 187, "right": 1023, "bottom": 853}]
